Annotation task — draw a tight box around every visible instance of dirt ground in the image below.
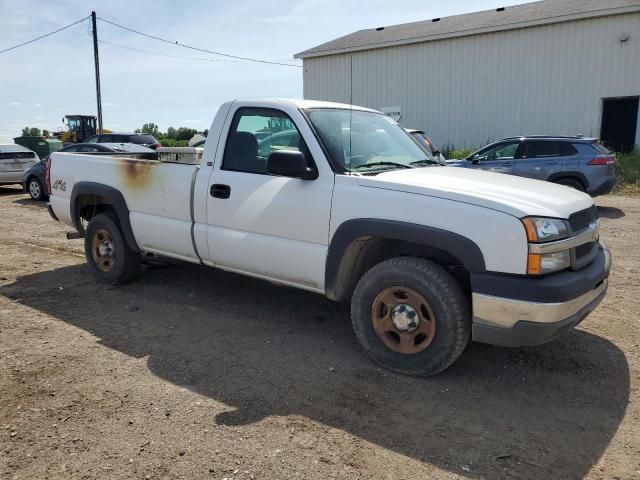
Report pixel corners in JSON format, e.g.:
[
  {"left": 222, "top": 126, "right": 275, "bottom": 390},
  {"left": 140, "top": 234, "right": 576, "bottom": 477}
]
[{"left": 0, "top": 185, "right": 638, "bottom": 480}]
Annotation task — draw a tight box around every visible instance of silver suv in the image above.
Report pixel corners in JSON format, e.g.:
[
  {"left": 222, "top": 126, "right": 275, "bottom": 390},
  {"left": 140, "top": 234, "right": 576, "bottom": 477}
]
[{"left": 448, "top": 136, "right": 616, "bottom": 196}]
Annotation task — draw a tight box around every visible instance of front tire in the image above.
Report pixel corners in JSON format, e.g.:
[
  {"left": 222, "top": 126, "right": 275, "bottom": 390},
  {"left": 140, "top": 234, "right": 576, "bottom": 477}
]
[
  {"left": 351, "top": 257, "right": 470, "bottom": 376},
  {"left": 27, "top": 177, "right": 46, "bottom": 201},
  {"left": 84, "top": 213, "right": 140, "bottom": 284}
]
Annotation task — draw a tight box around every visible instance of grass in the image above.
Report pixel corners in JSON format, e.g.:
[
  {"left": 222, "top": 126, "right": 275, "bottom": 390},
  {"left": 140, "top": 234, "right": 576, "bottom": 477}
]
[{"left": 613, "top": 148, "right": 640, "bottom": 196}]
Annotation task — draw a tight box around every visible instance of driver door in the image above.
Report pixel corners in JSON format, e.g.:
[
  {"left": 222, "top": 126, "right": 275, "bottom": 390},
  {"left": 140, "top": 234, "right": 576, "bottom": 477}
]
[{"left": 205, "top": 106, "right": 334, "bottom": 291}]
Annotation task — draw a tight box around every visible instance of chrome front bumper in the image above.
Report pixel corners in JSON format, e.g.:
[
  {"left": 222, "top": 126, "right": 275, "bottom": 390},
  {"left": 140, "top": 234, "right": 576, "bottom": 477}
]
[{"left": 471, "top": 242, "right": 611, "bottom": 347}]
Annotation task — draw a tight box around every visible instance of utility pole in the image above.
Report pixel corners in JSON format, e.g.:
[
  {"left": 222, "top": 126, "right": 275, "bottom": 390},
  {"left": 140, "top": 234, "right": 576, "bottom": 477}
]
[{"left": 91, "top": 11, "right": 103, "bottom": 134}]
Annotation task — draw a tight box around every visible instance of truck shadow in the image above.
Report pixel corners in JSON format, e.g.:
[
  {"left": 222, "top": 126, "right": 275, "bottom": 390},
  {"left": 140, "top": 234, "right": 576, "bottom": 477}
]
[
  {"left": 597, "top": 206, "right": 625, "bottom": 219},
  {"left": 0, "top": 262, "right": 629, "bottom": 479}
]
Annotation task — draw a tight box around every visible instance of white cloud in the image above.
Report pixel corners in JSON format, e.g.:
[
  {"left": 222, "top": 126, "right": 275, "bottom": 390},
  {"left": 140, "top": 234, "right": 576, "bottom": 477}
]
[
  {"left": 103, "top": 102, "right": 118, "bottom": 107},
  {"left": 8, "top": 101, "right": 20, "bottom": 106},
  {"left": 35, "top": 116, "right": 43, "bottom": 120},
  {"left": 33, "top": 103, "right": 42, "bottom": 107},
  {"left": 184, "top": 119, "right": 202, "bottom": 124}
]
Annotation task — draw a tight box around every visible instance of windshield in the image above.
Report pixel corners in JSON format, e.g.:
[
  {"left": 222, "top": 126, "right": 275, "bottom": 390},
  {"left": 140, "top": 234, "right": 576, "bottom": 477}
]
[{"left": 306, "top": 109, "right": 435, "bottom": 172}]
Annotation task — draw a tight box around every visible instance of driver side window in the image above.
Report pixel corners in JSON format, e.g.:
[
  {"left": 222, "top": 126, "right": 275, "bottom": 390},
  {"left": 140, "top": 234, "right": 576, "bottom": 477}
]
[
  {"left": 222, "top": 108, "right": 307, "bottom": 175},
  {"left": 477, "top": 142, "right": 520, "bottom": 161}
]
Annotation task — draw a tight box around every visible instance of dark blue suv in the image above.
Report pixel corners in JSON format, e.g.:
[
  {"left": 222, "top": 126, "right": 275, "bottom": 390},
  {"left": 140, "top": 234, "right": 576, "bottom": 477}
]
[{"left": 447, "top": 136, "right": 616, "bottom": 196}]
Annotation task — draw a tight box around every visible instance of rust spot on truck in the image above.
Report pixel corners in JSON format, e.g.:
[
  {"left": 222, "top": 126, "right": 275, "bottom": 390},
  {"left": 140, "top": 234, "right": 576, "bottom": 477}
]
[{"left": 118, "top": 158, "right": 159, "bottom": 189}]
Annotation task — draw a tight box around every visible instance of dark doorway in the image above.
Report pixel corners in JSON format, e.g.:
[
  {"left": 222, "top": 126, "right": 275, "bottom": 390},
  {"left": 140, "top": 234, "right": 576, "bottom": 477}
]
[{"left": 600, "top": 96, "right": 639, "bottom": 153}]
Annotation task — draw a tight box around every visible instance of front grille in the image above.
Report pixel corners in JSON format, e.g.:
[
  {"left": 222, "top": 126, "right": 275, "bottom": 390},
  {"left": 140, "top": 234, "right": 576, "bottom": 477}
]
[{"left": 568, "top": 206, "right": 598, "bottom": 233}]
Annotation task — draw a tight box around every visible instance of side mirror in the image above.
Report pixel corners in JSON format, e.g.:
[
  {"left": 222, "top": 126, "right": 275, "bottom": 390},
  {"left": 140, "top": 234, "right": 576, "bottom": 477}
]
[
  {"left": 469, "top": 154, "right": 480, "bottom": 164},
  {"left": 266, "top": 150, "right": 317, "bottom": 180}
]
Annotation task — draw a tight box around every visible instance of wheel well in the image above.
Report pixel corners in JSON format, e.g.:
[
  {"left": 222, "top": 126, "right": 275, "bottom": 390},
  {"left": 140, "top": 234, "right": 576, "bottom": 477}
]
[
  {"left": 75, "top": 194, "right": 117, "bottom": 224},
  {"left": 330, "top": 236, "right": 471, "bottom": 302},
  {"left": 551, "top": 174, "right": 587, "bottom": 190}
]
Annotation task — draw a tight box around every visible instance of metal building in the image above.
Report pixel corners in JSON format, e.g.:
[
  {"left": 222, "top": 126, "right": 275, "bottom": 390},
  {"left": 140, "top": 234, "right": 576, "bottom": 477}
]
[{"left": 295, "top": 0, "right": 640, "bottom": 152}]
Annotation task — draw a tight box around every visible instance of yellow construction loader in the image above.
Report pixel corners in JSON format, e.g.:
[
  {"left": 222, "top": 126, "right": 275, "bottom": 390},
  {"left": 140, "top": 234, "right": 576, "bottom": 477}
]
[{"left": 48, "top": 115, "right": 111, "bottom": 144}]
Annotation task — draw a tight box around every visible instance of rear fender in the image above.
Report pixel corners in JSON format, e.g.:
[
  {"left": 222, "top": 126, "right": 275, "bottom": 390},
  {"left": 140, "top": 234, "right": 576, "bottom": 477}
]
[{"left": 70, "top": 182, "right": 139, "bottom": 252}]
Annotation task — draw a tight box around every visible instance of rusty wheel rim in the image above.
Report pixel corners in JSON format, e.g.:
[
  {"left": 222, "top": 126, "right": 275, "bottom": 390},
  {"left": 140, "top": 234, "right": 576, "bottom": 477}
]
[
  {"left": 91, "top": 228, "right": 116, "bottom": 273},
  {"left": 371, "top": 286, "right": 436, "bottom": 354}
]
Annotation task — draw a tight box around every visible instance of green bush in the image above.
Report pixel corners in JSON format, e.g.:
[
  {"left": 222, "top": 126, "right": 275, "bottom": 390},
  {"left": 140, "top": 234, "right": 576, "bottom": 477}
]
[
  {"left": 440, "top": 144, "right": 477, "bottom": 159},
  {"left": 446, "top": 148, "right": 476, "bottom": 159},
  {"left": 158, "top": 138, "right": 189, "bottom": 147},
  {"left": 615, "top": 148, "right": 640, "bottom": 185}
]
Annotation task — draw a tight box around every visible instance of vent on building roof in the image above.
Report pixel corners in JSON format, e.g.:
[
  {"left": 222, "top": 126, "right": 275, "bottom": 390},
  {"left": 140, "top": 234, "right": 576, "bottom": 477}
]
[
  {"left": 496, "top": 7, "right": 505, "bottom": 11},
  {"left": 432, "top": 18, "right": 440, "bottom": 22},
  {"left": 376, "top": 26, "right": 384, "bottom": 31}
]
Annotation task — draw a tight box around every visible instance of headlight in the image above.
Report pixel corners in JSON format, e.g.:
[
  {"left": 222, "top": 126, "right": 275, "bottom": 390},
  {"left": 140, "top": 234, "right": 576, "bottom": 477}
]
[
  {"left": 521, "top": 217, "right": 568, "bottom": 242},
  {"left": 527, "top": 250, "right": 571, "bottom": 275}
]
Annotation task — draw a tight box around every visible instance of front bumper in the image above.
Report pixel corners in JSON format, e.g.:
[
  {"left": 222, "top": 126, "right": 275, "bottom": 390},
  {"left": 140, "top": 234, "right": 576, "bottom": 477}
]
[{"left": 471, "top": 242, "right": 611, "bottom": 347}]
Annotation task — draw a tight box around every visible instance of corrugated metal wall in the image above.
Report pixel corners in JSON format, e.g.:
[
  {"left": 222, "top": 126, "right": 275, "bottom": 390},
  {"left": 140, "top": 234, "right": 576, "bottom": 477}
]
[{"left": 302, "top": 13, "right": 640, "bottom": 149}]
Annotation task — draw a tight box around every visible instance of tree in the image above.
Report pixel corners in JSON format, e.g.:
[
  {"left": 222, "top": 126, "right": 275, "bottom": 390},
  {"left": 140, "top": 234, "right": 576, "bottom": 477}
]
[
  {"left": 140, "top": 123, "right": 159, "bottom": 136},
  {"left": 21, "top": 127, "right": 41, "bottom": 136},
  {"left": 166, "top": 127, "right": 178, "bottom": 140},
  {"left": 203, "top": 129, "right": 208, "bottom": 137},
  {"left": 175, "top": 127, "right": 198, "bottom": 141}
]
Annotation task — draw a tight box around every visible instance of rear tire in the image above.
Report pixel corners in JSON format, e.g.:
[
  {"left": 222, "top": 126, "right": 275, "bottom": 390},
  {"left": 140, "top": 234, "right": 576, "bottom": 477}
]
[
  {"left": 84, "top": 213, "right": 140, "bottom": 285},
  {"left": 556, "top": 178, "right": 585, "bottom": 192},
  {"left": 27, "top": 177, "right": 46, "bottom": 201},
  {"left": 351, "top": 257, "right": 470, "bottom": 377}
]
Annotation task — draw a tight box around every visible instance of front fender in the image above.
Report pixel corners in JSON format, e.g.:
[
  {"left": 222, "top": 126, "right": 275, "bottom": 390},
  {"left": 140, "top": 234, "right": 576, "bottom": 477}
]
[{"left": 325, "top": 218, "right": 486, "bottom": 300}]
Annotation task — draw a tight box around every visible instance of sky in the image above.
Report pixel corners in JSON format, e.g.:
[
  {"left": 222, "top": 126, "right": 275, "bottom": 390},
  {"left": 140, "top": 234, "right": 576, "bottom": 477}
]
[{"left": 0, "top": 0, "right": 526, "bottom": 143}]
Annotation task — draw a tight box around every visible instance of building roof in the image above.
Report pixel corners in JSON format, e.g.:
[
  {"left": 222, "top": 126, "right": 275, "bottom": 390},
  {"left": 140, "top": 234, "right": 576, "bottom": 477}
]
[{"left": 295, "top": 0, "right": 640, "bottom": 59}]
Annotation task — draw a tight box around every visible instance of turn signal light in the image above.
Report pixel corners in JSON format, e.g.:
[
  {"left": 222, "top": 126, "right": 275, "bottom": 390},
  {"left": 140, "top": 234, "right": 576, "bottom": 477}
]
[{"left": 527, "top": 253, "right": 542, "bottom": 275}]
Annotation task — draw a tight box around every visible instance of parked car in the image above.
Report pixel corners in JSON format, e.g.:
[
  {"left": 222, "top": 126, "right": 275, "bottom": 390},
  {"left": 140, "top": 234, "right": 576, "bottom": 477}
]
[
  {"left": 23, "top": 143, "right": 154, "bottom": 201},
  {"left": 1, "top": 144, "right": 39, "bottom": 187},
  {"left": 405, "top": 128, "right": 446, "bottom": 162},
  {"left": 84, "top": 133, "right": 161, "bottom": 150},
  {"left": 47, "top": 99, "right": 610, "bottom": 377},
  {"left": 447, "top": 136, "right": 616, "bottom": 196}
]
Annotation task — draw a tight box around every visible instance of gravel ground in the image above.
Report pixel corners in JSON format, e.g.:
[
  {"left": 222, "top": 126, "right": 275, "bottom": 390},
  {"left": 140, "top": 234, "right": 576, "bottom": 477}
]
[{"left": 0, "top": 184, "right": 639, "bottom": 480}]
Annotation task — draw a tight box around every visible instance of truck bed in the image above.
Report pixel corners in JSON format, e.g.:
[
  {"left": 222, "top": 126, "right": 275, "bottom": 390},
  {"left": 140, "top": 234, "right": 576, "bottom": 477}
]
[{"left": 49, "top": 151, "right": 201, "bottom": 262}]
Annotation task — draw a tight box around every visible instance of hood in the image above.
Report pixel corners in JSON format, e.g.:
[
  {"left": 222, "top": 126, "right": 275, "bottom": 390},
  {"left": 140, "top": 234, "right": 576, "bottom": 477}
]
[{"left": 356, "top": 167, "right": 593, "bottom": 218}]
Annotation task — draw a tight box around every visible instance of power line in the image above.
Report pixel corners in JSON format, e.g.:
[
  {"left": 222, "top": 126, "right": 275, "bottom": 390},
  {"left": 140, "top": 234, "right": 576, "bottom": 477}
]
[
  {"left": 97, "top": 16, "right": 302, "bottom": 68},
  {"left": 98, "top": 39, "right": 240, "bottom": 63},
  {"left": 0, "top": 16, "right": 90, "bottom": 55}
]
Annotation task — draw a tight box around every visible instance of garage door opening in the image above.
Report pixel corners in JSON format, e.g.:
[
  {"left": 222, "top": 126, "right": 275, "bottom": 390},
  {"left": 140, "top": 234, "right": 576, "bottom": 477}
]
[{"left": 600, "top": 96, "right": 639, "bottom": 153}]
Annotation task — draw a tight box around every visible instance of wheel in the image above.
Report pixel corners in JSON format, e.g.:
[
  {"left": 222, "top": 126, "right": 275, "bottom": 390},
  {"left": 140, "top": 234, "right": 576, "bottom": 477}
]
[
  {"left": 351, "top": 257, "right": 470, "bottom": 376},
  {"left": 84, "top": 213, "right": 140, "bottom": 284},
  {"left": 27, "top": 177, "right": 46, "bottom": 201},
  {"left": 556, "top": 178, "right": 585, "bottom": 192}
]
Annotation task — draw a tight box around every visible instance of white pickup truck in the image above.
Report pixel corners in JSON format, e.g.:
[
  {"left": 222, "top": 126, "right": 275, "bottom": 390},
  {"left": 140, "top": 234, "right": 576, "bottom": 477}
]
[{"left": 47, "top": 99, "right": 611, "bottom": 376}]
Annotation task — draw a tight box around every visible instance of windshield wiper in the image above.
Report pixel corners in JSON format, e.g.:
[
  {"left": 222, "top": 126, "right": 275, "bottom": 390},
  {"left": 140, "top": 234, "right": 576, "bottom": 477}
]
[
  {"left": 410, "top": 158, "right": 443, "bottom": 166},
  {"left": 353, "top": 161, "right": 414, "bottom": 170}
]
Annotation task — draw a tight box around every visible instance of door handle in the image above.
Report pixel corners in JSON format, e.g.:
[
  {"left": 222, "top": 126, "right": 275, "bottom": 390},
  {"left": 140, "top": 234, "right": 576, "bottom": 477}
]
[{"left": 210, "top": 184, "right": 231, "bottom": 199}]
